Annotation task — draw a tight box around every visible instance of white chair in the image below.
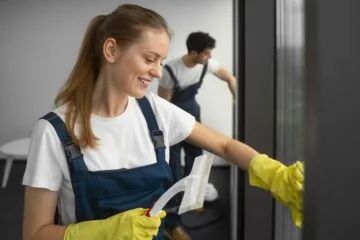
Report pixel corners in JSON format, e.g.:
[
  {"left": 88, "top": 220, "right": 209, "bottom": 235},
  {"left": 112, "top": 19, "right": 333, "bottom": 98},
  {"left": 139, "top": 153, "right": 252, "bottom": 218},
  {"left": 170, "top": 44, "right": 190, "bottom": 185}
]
[{"left": 0, "top": 138, "right": 30, "bottom": 188}]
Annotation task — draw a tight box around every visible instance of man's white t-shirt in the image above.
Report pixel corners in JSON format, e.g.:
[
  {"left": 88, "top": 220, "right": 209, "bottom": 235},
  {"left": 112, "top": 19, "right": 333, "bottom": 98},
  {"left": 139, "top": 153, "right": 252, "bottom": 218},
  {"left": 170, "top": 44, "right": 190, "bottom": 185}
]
[
  {"left": 22, "top": 93, "right": 195, "bottom": 225},
  {"left": 159, "top": 57, "right": 220, "bottom": 90}
]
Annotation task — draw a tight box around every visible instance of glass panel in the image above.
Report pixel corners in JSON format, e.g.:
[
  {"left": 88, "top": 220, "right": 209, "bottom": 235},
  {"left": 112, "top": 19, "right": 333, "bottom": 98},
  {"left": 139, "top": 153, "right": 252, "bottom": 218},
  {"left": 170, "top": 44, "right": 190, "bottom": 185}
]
[{"left": 275, "top": 0, "right": 305, "bottom": 239}]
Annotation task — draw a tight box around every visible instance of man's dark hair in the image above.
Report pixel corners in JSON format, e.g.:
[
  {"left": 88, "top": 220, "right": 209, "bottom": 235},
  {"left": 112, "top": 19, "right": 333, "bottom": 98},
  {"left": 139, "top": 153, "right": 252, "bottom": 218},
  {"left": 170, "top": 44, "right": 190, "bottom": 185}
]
[{"left": 186, "top": 31, "right": 216, "bottom": 54}]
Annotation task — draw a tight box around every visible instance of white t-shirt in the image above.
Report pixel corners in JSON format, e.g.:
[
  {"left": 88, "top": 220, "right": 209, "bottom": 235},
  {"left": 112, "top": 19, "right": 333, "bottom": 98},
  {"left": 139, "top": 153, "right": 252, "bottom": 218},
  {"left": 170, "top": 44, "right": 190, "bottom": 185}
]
[
  {"left": 22, "top": 93, "right": 195, "bottom": 225},
  {"left": 159, "top": 57, "right": 220, "bottom": 90}
]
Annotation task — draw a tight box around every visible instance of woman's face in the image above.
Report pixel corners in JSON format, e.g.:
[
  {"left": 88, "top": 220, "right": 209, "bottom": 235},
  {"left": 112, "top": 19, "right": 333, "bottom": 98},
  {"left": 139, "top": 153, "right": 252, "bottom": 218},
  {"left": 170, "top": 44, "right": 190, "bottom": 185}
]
[{"left": 110, "top": 29, "right": 169, "bottom": 98}]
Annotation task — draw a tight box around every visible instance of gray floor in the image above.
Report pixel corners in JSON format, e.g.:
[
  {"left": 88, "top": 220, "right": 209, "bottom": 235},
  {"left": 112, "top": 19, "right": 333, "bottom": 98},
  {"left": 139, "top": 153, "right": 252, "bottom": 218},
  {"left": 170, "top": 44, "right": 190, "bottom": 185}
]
[{"left": 0, "top": 161, "right": 230, "bottom": 240}]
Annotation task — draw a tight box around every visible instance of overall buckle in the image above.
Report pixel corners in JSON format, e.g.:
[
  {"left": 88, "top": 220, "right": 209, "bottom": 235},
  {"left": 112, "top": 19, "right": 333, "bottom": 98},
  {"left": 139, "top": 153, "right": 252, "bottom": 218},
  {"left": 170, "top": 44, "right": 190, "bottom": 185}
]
[{"left": 151, "top": 130, "right": 165, "bottom": 149}]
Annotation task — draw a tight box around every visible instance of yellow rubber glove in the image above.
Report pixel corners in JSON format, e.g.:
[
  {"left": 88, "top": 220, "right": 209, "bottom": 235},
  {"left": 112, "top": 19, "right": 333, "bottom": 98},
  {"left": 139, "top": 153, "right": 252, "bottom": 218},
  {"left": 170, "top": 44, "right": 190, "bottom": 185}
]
[
  {"left": 248, "top": 154, "right": 304, "bottom": 227},
  {"left": 63, "top": 208, "right": 166, "bottom": 240}
]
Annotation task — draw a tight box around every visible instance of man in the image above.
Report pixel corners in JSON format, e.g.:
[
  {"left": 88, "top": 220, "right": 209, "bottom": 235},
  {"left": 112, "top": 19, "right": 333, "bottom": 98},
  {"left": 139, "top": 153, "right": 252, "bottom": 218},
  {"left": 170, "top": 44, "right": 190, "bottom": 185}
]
[{"left": 158, "top": 31, "right": 236, "bottom": 240}]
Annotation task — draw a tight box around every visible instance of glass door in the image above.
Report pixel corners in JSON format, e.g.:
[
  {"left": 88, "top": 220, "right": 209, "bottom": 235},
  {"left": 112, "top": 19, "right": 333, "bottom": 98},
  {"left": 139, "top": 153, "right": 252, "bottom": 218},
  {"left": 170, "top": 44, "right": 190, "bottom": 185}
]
[{"left": 275, "top": 0, "right": 305, "bottom": 239}]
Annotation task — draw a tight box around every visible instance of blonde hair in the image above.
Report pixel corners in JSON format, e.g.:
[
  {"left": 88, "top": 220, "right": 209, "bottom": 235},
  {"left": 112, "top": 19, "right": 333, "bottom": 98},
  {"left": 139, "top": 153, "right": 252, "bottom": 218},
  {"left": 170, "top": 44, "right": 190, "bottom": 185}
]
[{"left": 55, "top": 4, "right": 170, "bottom": 148}]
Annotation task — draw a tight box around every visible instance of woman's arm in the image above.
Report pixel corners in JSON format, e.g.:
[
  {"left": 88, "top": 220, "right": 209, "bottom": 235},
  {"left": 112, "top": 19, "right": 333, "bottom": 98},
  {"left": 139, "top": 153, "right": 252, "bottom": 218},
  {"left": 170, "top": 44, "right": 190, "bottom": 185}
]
[
  {"left": 23, "top": 186, "right": 167, "bottom": 240},
  {"left": 185, "top": 122, "right": 259, "bottom": 169},
  {"left": 23, "top": 186, "right": 66, "bottom": 240},
  {"left": 185, "top": 122, "right": 304, "bottom": 227}
]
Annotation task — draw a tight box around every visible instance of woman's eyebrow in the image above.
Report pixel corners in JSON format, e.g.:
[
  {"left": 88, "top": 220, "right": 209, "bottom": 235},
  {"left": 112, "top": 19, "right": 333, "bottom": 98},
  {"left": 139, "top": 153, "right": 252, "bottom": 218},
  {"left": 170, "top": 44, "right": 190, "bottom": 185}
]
[{"left": 146, "top": 51, "right": 167, "bottom": 60}]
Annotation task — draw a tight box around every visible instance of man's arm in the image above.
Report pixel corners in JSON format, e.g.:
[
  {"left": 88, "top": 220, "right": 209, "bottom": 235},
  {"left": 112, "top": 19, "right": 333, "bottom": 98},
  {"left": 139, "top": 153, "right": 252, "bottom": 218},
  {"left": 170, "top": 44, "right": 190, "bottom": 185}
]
[
  {"left": 214, "top": 66, "right": 236, "bottom": 96},
  {"left": 157, "top": 86, "right": 173, "bottom": 101}
]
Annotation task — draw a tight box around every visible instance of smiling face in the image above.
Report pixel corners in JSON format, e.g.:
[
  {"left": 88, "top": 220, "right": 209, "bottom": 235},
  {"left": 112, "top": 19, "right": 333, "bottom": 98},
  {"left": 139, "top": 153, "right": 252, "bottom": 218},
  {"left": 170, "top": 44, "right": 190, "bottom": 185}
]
[{"left": 104, "top": 29, "right": 170, "bottom": 98}]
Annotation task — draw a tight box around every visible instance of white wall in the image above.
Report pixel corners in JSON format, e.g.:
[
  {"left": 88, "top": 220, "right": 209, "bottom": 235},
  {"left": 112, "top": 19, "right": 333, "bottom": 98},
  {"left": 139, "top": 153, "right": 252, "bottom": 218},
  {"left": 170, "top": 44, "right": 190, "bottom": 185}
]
[{"left": 0, "top": 0, "right": 233, "bottom": 165}]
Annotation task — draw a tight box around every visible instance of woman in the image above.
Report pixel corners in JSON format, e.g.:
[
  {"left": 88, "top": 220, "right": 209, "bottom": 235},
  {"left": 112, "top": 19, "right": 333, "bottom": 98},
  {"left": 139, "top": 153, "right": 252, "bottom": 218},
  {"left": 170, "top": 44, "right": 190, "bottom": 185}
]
[{"left": 22, "top": 4, "right": 304, "bottom": 240}]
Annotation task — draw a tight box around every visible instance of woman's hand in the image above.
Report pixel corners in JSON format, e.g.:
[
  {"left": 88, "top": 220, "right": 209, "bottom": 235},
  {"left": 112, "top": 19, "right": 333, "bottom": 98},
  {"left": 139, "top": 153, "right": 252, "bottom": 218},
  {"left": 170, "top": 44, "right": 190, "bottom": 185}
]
[{"left": 64, "top": 208, "right": 166, "bottom": 240}]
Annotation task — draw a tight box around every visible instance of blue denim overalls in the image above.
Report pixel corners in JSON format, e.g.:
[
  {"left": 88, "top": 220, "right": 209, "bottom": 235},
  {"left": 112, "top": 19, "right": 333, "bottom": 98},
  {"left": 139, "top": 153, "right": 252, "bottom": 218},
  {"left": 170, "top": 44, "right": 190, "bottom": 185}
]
[
  {"left": 163, "top": 63, "right": 207, "bottom": 229},
  {"left": 42, "top": 97, "right": 172, "bottom": 240}
]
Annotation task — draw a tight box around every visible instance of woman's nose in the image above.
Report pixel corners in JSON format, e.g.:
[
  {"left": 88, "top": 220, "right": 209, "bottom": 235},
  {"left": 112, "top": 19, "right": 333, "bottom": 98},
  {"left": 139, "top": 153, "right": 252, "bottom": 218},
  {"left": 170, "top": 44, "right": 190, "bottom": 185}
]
[{"left": 150, "top": 65, "right": 162, "bottom": 79}]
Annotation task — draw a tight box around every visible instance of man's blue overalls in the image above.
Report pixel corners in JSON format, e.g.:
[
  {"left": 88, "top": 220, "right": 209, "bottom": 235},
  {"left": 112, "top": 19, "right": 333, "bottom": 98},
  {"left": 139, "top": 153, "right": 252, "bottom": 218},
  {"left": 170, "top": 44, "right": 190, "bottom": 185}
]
[
  {"left": 163, "top": 63, "right": 208, "bottom": 229},
  {"left": 42, "top": 97, "right": 172, "bottom": 240}
]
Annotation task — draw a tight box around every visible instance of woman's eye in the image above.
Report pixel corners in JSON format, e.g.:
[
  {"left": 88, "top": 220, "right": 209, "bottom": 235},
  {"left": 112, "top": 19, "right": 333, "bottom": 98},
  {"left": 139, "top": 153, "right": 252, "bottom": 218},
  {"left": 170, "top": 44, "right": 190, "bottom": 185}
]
[
  {"left": 145, "top": 57, "right": 163, "bottom": 66},
  {"left": 146, "top": 58, "right": 155, "bottom": 63}
]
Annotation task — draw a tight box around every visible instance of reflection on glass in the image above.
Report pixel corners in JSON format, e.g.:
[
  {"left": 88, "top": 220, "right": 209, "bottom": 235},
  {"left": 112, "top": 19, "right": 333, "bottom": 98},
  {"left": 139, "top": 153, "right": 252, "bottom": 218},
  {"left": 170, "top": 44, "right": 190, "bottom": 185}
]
[{"left": 275, "top": 0, "right": 304, "bottom": 239}]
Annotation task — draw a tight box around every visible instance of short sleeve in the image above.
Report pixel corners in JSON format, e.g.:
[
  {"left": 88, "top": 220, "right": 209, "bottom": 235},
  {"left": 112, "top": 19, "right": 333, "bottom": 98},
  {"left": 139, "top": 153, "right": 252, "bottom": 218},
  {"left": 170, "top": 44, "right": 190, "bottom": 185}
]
[
  {"left": 158, "top": 66, "right": 175, "bottom": 89},
  {"left": 22, "top": 119, "right": 64, "bottom": 191},
  {"left": 167, "top": 103, "right": 196, "bottom": 146},
  {"left": 207, "top": 58, "right": 221, "bottom": 74},
  {"left": 149, "top": 93, "right": 196, "bottom": 146}
]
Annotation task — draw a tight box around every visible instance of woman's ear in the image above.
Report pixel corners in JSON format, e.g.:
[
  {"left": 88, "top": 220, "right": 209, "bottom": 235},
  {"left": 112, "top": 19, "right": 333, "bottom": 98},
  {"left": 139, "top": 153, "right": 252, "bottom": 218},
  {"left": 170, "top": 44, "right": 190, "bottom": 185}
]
[{"left": 103, "top": 38, "right": 118, "bottom": 63}]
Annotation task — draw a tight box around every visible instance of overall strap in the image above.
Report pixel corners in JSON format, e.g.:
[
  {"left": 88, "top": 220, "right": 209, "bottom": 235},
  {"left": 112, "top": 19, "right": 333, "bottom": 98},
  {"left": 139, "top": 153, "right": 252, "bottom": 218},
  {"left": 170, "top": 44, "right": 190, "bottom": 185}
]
[
  {"left": 136, "top": 97, "right": 166, "bottom": 164},
  {"left": 198, "top": 62, "right": 208, "bottom": 87},
  {"left": 164, "top": 65, "right": 180, "bottom": 89},
  {"left": 40, "top": 112, "right": 88, "bottom": 175}
]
